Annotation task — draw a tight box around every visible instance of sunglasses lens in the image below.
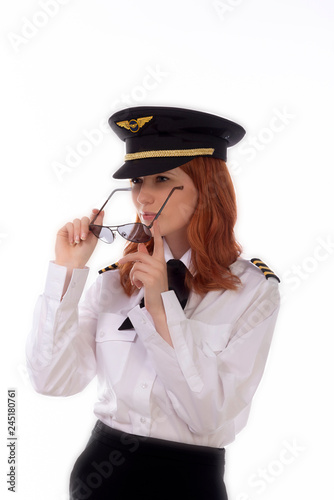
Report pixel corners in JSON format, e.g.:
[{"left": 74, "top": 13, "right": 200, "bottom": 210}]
[
  {"left": 90, "top": 225, "right": 115, "bottom": 244},
  {"left": 118, "top": 223, "right": 152, "bottom": 243}
]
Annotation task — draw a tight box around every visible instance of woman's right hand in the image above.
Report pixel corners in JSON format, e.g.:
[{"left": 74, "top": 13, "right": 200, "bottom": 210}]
[{"left": 55, "top": 209, "right": 104, "bottom": 269}]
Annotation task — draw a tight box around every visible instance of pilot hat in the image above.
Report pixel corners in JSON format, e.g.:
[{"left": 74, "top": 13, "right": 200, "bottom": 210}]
[{"left": 109, "top": 106, "right": 246, "bottom": 179}]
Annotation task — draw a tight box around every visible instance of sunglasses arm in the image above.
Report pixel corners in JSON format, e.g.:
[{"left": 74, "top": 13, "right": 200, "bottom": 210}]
[
  {"left": 90, "top": 187, "right": 132, "bottom": 225},
  {"left": 147, "top": 185, "right": 184, "bottom": 229}
]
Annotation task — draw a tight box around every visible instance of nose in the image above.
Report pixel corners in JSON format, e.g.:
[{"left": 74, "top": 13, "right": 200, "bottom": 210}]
[{"left": 135, "top": 184, "right": 155, "bottom": 207}]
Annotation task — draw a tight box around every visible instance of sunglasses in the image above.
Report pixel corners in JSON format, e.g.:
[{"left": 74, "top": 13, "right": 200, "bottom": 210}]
[{"left": 89, "top": 185, "right": 184, "bottom": 244}]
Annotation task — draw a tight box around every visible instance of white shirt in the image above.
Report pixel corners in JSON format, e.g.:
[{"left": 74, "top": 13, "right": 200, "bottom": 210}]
[{"left": 26, "top": 241, "right": 280, "bottom": 448}]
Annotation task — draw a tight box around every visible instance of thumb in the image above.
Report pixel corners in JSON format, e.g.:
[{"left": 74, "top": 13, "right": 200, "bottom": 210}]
[
  {"left": 138, "top": 243, "right": 149, "bottom": 254},
  {"left": 91, "top": 209, "right": 104, "bottom": 225}
]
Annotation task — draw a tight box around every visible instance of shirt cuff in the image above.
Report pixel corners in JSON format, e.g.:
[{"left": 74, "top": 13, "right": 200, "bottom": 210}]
[{"left": 44, "top": 261, "right": 89, "bottom": 302}]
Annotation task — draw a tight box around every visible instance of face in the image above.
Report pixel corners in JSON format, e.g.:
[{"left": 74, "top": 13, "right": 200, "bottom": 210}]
[{"left": 131, "top": 167, "right": 198, "bottom": 243}]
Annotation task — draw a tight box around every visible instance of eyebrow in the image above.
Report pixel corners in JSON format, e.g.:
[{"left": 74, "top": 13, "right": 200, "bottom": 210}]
[
  {"left": 132, "top": 170, "right": 178, "bottom": 180},
  {"left": 160, "top": 170, "right": 178, "bottom": 176}
]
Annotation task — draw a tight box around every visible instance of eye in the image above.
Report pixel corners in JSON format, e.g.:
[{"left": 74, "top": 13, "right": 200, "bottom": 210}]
[
  {"left": 156, "top": 175, "right": 169, "bottom": 182},
  {"left": 130, "top": 177, "right": 142, "bottom": 185}
]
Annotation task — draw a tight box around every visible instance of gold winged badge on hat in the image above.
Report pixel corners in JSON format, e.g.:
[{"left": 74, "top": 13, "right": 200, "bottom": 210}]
[{"left": 116, "top": 116, "right": 153, "bottom": 133}]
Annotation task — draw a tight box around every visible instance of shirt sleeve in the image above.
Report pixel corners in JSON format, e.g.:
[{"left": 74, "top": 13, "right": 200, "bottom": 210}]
[
  {"left": 129, "top": 276, "right": 280, "bottom": 435},
  {"left": 26, "top": 262, "right": 100, "bottom": 397}
]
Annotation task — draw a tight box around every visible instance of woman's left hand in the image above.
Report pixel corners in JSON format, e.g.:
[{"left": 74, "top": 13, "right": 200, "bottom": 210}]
[{"left": 118, "top": 221, "right": 168, "bottom": 318}]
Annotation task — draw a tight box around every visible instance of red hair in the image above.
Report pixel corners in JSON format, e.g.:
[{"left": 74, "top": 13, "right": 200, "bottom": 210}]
[{"left": 119, "top": 157, "right": 242, "bottom": 296}]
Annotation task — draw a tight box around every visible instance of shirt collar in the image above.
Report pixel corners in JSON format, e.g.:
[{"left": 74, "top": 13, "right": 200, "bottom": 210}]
[{"left": 163, "top": 238, "right": 193, "bottom": 274}]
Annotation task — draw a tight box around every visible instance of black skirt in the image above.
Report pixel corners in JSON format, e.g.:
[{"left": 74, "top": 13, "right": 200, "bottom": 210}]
[{"left": 69, "top": 420, "right": 228, "bottom": 500}]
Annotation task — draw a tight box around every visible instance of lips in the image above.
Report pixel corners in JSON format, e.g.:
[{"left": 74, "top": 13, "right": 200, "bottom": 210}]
[{"left": 140, "top": 212, "right": 157, "bottom": 222}]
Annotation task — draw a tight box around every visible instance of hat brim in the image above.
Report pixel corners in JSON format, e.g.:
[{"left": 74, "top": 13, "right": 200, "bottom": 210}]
[{"left": 112, "top": 156, "right": 202, "bottom": 179}]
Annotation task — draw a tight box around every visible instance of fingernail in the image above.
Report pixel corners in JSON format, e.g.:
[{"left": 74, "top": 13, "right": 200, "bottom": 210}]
[
  {"left": 81, "top": 233, "right": 87, "bottom": 240},
  {"left": 75, "top": 236, "right": 80, "bottom": 243}
]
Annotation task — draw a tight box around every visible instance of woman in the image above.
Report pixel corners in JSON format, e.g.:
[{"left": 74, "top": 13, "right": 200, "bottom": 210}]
[{"left": 26, "top": 106, "right": 280, "bottom": 500}]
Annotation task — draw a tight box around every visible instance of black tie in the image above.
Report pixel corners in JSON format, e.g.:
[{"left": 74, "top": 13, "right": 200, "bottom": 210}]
[{"left": 118, "top": 259, "right": 189, "bottom": 330}]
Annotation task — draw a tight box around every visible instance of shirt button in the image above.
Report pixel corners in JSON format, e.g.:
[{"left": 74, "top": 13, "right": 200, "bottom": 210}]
[
  {"left": 141, "top": 383, "right": 148, "bottom": 389},
  {"left": 100, "top": 331, "right": 105, "bottom": 338},
  {"left": 140, "top": 417, "right": 146, "bottom": 424}
]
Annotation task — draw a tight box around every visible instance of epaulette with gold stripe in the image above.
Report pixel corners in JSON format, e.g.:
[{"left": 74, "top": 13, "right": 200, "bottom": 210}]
[
  {"left": 250, "top": 258, "right": 280, "bottom": 283},
  {"left": 98, "top": 262, "right": 119, "bottom": 274}
]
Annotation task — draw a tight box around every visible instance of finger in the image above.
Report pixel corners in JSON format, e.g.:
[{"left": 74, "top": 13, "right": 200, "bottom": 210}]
[
  {"left": 90, "top": 209, "right": 104, "bottom": 225},
  {"left": 130, "top": 261, "right": 164, "bottom": 286},
  {"left": 130, "top": 261, "right": 155, "bottom": 276},
  {"left": 152, "top": 220, "right": 164, "bottom": 260},
  {"left": 138, "top": 243, "right": 149, "bottom": 255},
  {"left": 80, "top": 217, "right": 90, "bottom": 240},
  {"left": 72, "top": 218, "right": 82, "bottom": 244},
  {"left": 64, "top": 222, "right": 74, "bottom": 245},
  {"left": 129, "top": 261, "right": 146, "bottom": 289},
  {"left": 130, "top": 263, "right": 154, "bottom": 289},
  {"left": 129, "top": 267, "right": 143, "bottom": 289},
  {"left": 118, "top": 251, "right": 153, "bottom": 266}
]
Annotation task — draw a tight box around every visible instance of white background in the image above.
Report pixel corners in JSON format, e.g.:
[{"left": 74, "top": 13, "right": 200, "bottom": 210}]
[{"left": 1, "top": 0, "right": 333, "bottom": 498}]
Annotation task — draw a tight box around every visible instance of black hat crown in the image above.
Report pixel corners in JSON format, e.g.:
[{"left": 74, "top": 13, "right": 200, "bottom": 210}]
[{"left": 109, "top": 106, "right": 246, "bottom": 179}]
